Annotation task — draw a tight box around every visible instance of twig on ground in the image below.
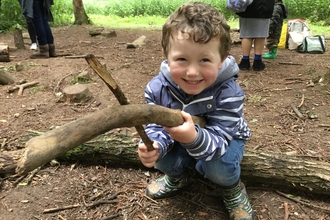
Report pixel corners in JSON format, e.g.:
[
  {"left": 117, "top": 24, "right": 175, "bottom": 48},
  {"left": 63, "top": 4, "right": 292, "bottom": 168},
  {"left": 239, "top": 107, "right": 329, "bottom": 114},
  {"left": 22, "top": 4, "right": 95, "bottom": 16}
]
[
  {"left": 54, "top": 72, "right": 72, "bottom": 93},
  {"left": 65, "top": 55, "right": 104, "bottom": 59},
  {"left": 24, "top": 166, "right": 41, "bottom": 185},
  {"left": 99, "top": 214, "right": 121, "bottom": 220},
  {"left": 279, "top": 62, "right": 302, "bottom": 66},
  {"left": 318, "top": 124, "right": 330, "bottom": 128},
  {"left": 43, "top": 204, "right": 81, "bottom": 213},
  {"left": 276, "top": 190, "right": 330, "bottom": 214},
  {"left": 58, "top": 214, "right": 67, "bottom": 220},
  {"left": 290, "top": 104, "right": 304, "bottom": 119},
  {"left": 7, "top": 81, "right": 39, "bottom": 95},
  {"left": 284, "top": 202, "right": 289, "bottom": 220},
  {"left": 297, "top": 94, "right": 305, "bottom": 108},
  {"left": 85, "top": 200, "right": 117, "bottom": 209},
  {"left": 269, "top": 87, "right": 293, "bottom": 91}
]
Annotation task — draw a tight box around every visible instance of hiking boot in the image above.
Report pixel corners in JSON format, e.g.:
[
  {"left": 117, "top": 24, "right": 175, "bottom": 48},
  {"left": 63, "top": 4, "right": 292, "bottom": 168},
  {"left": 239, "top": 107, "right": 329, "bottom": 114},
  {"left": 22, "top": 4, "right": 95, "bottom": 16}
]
[
  {"left": 263, "top": 47, "right": 278, "bottom": 59},
  {"left": 252, "top": 60, "right": 265, "bottom": 71},
  {"left": 30, "top": 44, "right": 49, "bottom": 59},
  {"left": 146, "top": 172, "right": 189, "bottom": 199},
  {"left": 221, "top": 180, "right": 255, "bottom": 220},
  {"left": 30, "top": 43, "right": 37, "bottom": 50},
  {"left": 48, "top": 44, "right": 57, "bottom": 57},
  {"left": 238, "top": 59, "right": 250, "bottom": 71}
]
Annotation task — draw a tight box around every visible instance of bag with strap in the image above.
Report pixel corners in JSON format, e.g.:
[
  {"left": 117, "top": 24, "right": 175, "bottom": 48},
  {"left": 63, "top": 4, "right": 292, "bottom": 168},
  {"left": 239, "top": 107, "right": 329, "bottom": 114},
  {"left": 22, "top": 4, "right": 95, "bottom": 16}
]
[
  {"left": 226, "top": 0, "right": 253, "bottom": 13},
  {"left": 297, "top": 35, "right": 326, "bottom": 54}
]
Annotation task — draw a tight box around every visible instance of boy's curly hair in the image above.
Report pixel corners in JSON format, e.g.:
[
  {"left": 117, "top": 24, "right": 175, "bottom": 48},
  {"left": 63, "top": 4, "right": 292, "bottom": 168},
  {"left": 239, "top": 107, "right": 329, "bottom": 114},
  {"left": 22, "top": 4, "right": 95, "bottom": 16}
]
[{"left": 162, "top": 2, "right": 231, "bottom": 60}]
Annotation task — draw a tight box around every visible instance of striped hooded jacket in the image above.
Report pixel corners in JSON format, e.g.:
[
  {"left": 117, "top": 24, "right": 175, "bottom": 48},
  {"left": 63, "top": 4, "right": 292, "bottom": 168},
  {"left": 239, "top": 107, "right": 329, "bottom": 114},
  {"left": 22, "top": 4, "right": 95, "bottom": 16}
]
[{"left": 143, "top": 55, "right": 251, "bottom": 161}]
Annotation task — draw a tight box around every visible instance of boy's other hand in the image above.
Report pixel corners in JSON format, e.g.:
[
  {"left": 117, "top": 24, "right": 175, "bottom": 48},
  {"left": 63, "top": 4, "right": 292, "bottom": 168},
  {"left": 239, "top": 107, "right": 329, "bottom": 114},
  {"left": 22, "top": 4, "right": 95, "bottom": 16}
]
[
  {"left": 138, "top": 142, "right": 159, "bottom": 168},
  {"left": 164, "top": 111, "right": 198, "bottom": 144}
]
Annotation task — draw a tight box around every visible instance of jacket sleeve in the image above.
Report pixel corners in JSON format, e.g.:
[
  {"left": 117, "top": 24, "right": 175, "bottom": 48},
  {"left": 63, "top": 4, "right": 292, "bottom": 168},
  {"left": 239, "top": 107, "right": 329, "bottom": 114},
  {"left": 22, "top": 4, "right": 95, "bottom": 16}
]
[
  {"left": 141, "top": 77, "right": 175, "bottom": 159},
  {"left": 181, "top": 81, "right": 249, "bottom": 161},
  {"left": 269, "top": 5, "right": 282, "bottom": 33}
]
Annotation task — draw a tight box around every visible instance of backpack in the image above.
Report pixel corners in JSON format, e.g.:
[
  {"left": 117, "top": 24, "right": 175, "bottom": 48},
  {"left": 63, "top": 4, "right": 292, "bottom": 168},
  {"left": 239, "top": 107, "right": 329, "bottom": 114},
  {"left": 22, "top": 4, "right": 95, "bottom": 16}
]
[
  {"left": 226, "top": 0, "right": 253, "bottom": 13},
  {"left": 297, "top": 35, "right": 326, "bottom": 54}
]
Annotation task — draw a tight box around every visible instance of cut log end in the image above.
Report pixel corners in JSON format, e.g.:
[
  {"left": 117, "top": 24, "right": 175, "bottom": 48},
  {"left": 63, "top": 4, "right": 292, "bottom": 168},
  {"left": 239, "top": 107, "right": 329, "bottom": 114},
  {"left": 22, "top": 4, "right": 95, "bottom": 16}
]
[{"left": 62, "top": 84, "right": 93, "bottom": 103}]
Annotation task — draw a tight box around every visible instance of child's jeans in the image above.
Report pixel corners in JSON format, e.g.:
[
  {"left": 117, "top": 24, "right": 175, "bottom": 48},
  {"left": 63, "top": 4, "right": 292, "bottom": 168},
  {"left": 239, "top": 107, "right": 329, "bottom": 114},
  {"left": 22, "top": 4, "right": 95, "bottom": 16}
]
[{"left": 154, "top": 139, "right": 245, "bottom": 187}]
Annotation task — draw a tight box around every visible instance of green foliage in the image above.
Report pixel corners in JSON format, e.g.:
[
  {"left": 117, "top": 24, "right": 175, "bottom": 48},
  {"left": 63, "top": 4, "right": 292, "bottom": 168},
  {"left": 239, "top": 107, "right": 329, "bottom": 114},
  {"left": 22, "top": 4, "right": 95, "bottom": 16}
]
[
  {"left": 0, "top": 0, "right": 329, "bottom": 33},
  {"left": 0, "top": 0, "right": 25, "bottom": 33}
]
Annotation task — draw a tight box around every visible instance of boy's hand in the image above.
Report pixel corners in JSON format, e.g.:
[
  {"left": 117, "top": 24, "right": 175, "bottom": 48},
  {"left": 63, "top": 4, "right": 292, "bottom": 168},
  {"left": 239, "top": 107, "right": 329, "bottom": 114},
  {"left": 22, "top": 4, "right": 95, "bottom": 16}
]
[
  {"left": 164, "top": 111, "right": 197, "bottom": 144},
  {"left": 138, "top": 142, "right": 159, "bottom": 168}
]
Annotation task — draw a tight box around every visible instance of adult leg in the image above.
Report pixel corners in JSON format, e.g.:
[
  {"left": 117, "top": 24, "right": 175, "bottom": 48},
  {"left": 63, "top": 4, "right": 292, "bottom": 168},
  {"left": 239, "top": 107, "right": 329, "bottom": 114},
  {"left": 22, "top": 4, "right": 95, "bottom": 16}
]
[
  {"left": 26, "top": 19, "right": 37, "bottom": 44},
  {"left": 30, "top": 0, "right": 49, "bottom": 58},
  {"left": 39, "top": 1, "right": 56, "bottom": 57}
]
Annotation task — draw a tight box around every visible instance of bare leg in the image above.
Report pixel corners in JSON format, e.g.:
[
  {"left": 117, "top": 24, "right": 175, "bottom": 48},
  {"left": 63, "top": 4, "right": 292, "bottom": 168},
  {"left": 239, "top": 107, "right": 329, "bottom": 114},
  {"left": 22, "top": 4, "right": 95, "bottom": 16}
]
[
  {"left": 241, "top": 38, "right": 253, "bottom": 56},
  {"left": 253, "top": 38, "right": 265, "bottom": 55}
]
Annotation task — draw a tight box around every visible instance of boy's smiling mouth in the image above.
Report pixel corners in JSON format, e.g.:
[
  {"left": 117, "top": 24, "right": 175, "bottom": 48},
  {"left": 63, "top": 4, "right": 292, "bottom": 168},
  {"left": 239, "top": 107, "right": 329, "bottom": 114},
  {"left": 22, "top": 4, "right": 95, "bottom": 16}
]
[{"left": 184, "top": 79, "right": 203, "bottom": 85}]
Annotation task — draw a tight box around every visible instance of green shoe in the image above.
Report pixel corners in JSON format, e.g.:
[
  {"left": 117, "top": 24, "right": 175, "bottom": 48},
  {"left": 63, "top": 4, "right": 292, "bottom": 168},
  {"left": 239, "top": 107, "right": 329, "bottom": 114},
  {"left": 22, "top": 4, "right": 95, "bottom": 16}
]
[
  {"left": 263, "top": 47, "right": 277, "bottom": 59},
  {"left": 146, "top": 172, "right": 189, "bottom": 199},
  {"left": 221, "top": 180, "right": 255, "bottom": 220}
]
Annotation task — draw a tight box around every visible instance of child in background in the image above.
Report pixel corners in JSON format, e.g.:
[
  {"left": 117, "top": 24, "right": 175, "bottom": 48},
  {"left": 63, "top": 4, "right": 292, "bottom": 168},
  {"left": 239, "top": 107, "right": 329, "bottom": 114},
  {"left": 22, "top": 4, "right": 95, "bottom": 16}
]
[
  {"left": 138, "top": 2, "right": 254, "bottom": 220},
  {"left": 263, "top": 0, "right": 288, "bottom": 59}
]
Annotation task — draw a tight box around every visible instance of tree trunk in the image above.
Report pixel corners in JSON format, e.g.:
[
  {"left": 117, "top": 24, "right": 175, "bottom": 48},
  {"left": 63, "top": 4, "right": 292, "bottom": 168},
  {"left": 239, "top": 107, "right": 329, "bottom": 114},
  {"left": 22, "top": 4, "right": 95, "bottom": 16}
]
[
  {"left": 72, "top": 0, "right": 91, "bottom": 25},
  {"left": 13, "top": 28, "right": 25, "bottom": 49}
]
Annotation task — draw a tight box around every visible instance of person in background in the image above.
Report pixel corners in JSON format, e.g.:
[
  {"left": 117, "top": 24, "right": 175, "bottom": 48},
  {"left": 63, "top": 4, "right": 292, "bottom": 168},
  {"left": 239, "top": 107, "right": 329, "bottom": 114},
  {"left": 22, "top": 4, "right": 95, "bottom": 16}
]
[
  {"left": 18, "top": 0, "right": 38, "bottom": 50},
  {"left": 237, "top": 0, "right": 274, "bottom": 71},
  {"left": 137, "top": 2, "right": 255, "bottom": 219},
  {"left": 21, "top": 0, "right": 56, "bottom": 58},
  {"left": 263, "top": 0, "right": 288, "bottom": 59}
]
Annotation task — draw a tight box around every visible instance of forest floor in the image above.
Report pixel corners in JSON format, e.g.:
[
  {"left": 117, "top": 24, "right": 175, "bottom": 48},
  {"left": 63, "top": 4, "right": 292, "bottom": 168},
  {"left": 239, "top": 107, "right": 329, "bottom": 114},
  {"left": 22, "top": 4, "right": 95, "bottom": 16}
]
[{"left": 0, "top": 25, "right": 330, "bottom": 220}]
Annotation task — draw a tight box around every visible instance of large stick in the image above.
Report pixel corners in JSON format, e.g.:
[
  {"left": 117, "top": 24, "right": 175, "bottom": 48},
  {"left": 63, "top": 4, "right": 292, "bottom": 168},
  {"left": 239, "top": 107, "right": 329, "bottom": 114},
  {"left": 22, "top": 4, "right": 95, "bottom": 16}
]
[
  {"left": 16, "top": 104, "right": 205, "bottom": 175},
  {"left": 84, "top": 54, "right": 154, "bottom": 151}
]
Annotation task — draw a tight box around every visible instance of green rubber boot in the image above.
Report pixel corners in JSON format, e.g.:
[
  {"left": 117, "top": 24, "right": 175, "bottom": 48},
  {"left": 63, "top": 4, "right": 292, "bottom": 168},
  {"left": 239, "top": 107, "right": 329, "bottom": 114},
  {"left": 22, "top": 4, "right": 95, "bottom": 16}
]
[
  {"left": 221, "top": 180, "right": 255, "bottom": 220},
  {"left": 262, "top": 47, "right": 277, "bottom": 59}
]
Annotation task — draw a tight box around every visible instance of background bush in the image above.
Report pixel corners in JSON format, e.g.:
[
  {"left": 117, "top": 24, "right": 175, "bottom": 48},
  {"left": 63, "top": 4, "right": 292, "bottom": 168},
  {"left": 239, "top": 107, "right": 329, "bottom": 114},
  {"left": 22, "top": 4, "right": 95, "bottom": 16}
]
[{"left": 0, "top": 0, "right": 329, "bottom": 33}]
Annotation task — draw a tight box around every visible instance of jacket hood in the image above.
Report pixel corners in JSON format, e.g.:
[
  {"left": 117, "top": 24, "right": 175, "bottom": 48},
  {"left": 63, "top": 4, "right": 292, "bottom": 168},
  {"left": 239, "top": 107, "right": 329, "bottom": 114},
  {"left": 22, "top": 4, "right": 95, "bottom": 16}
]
[{"left": 160, "top": 55, "right": 239, "bottom": 89}]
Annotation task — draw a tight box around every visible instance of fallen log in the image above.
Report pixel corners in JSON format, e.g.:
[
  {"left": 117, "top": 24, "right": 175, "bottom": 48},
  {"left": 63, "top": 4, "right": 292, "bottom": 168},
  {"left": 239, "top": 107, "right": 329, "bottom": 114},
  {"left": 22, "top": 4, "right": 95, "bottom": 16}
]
[{"left": 1, "top": 130, "right": 330, "bottom": 196}]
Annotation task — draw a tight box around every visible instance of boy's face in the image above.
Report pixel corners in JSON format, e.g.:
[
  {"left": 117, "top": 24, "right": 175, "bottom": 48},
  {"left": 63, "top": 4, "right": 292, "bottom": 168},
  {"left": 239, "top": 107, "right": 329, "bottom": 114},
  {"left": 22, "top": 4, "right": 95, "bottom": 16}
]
[{"left": 167, "top": 32, "right": 224, "bottom": 95}]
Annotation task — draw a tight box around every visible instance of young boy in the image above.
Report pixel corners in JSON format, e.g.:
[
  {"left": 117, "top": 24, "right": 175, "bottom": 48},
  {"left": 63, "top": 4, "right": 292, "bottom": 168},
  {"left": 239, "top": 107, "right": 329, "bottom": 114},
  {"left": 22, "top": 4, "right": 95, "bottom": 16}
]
[
  {"left": 138, "top": 2, "right": 254, "bottom": 220},
  {"left": 263, "top": 0, "right": 288, "bottom": 59}
]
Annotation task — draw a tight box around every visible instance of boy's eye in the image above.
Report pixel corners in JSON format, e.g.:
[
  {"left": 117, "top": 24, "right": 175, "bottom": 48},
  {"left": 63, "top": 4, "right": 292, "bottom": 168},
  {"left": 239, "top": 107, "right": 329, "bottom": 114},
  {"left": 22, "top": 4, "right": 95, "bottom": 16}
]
[
  {"left": 177, "top": 58, "right": 186, "bottom": 61},
  {"left": 201, "top": 58, "right": 210, "bottom": 62}
]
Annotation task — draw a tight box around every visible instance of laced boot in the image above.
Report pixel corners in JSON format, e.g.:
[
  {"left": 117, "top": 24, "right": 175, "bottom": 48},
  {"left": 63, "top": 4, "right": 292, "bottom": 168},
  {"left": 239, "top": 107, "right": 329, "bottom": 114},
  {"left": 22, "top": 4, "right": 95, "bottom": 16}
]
[
  {"left": 30, "top": 45, "right": 49, "bottom": 59},
  {"left": 48, "top": 44, "right": 57, "bottom": 57},
  {"left": 262, "top": 47, "right": 278, "bottom": 59},
  {"left": 221, "top": 180, "right": 255, "bottom": 220},
  {"left": 146, "top": 171, "right": 189, "bottom": 199}
]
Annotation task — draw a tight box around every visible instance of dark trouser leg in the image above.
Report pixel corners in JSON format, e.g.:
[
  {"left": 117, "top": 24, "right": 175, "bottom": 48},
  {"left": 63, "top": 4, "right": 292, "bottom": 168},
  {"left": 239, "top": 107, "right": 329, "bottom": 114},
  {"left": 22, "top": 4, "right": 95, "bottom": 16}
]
[
  {"left": 26, "top": 18, "right": 37, "bottom": 44},
  {"left": 32, "top": 0, "right": 54, "bottom": 45}
]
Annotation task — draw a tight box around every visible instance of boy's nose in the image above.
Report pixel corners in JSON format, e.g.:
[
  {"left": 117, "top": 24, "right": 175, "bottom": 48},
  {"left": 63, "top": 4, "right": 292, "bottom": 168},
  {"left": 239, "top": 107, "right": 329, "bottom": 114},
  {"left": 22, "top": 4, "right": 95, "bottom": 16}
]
[{"left": 187, "top": 65, "right": 199, "bottom": 76}]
